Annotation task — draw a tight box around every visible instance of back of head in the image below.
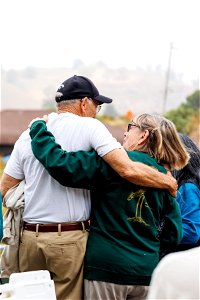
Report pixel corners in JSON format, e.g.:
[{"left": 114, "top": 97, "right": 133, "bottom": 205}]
[
  {"left": 135, "top": 114, "right": 190, "bottom": 171},
  {"left": 173, "top": 133, "right": 200, "bottom": 187}
]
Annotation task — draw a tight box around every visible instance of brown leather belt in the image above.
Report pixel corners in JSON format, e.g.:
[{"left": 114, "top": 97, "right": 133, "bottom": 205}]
[{"left": 23, "top": 221, "right": 90, "bottom": 232}]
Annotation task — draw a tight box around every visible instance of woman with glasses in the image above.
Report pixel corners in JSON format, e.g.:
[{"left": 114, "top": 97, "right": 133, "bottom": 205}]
[{"left": 29, "top": 113, "right": 189, "bottom": 300}]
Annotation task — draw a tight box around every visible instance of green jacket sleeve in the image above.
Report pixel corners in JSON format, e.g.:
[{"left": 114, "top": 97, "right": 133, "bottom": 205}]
[
  {"left": 160, "top": 194, "right": 183, "bottom": 250},
  {"left": 30, "top": 121, "right": 107, "bottom": 189}
]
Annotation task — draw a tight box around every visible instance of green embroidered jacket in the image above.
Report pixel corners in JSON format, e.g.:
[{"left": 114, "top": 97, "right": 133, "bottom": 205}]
[{"left": 30, "top": 121, "right": 182, "bottom": 285}]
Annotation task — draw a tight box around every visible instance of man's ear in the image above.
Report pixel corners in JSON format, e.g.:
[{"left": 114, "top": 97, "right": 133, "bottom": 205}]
[
  {"left": 138, "top": 130, "right": 150, "bottom": 145},
  {"left": 80, "top": 97, "right": 88, "bottom": 115}
]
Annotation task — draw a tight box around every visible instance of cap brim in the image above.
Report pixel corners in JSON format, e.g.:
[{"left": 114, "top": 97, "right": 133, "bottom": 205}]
[{"left": 94, "top": 95, "right": 113, "bottom": 104}]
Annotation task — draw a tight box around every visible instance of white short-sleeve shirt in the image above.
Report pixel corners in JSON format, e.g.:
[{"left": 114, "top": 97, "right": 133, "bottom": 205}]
[{"left": 4, "top": 112, "right": 121, "bottom": 223}]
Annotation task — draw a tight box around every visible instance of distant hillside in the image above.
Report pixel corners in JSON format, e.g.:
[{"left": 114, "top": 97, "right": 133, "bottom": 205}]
[{"left": 1, "top": 63, "right": 198, "bottom": 115}]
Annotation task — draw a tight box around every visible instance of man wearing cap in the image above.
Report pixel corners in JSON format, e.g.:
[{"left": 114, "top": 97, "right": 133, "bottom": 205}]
[{"left": 1, "top": 75, "right": 177, "bottom": 300}]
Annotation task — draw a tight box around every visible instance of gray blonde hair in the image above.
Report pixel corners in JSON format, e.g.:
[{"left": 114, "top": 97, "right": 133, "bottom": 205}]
[
  {"left": 56, "top": 99, "right": 81, "bottom": 108},
  {"left": 134, "top": 113, "right": 190, "bottom": 170}
]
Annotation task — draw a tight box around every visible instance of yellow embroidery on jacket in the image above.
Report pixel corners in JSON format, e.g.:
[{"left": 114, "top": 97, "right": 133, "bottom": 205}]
[{"left": 127, "top": 189, "right": 149, "bottom": 226}]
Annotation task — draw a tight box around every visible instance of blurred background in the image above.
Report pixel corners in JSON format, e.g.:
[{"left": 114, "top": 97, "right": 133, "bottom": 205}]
[{"left": 1, "top": 0, "right": 200, "bottom": 181}]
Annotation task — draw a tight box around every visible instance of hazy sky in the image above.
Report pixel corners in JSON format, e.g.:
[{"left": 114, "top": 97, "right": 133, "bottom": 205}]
[{"left": 1, "top": 0, "right": 199, "bottom": 82}]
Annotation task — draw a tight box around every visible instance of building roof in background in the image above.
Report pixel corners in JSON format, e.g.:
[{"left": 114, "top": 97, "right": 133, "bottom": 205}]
[
  {"left": 0, "top": 110, "right": 124, "bottom": 145},
  {"left": 0, "top": 110, "right": 51, "bottom": 145}
]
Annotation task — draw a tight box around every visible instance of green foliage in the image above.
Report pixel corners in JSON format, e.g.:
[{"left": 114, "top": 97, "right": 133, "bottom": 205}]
[
  {"left": 186, "top": 90, "right": 200, "bottom": 109},
  {"left": 97, "top": 115, "right": 115, "bottom": 122},
  {"left": 0, "top": 157, "right": 6, "bottom": 177},
  {"left": 165, "top": 90, "right": 200, "bottom": 135}
]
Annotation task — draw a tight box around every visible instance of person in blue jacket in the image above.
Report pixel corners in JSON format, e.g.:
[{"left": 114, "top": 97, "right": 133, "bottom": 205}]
[
  {"left": 0, "top": 192, "right": 3, "bottom": 241},
  {"left": 173, "top": 133, "right": 200, "bottom": 251}
]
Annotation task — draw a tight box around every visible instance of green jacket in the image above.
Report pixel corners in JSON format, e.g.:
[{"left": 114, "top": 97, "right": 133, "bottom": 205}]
[{"left": 30, "top": 121, "right": 182, "bottom": 285}]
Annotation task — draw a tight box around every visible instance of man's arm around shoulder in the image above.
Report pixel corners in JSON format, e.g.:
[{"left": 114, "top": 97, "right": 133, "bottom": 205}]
[{"left": 103, "top": 148, "right": 177, "bottom": 197}]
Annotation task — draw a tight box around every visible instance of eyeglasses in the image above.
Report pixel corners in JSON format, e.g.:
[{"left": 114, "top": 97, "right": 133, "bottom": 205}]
[
  {"left": 88, "top": 98, "right": 102, "bottom": 114},
  {"left": 127, "top": 121, "right": 140, "bottom": 132},
  {"left": 96, "top": 104, "right": 102, "bottom": 113}
]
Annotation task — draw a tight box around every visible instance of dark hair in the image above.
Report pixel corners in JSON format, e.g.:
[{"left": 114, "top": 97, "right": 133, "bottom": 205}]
[{"left": 173, "top": 133, "right": 200, "bottom": 187}]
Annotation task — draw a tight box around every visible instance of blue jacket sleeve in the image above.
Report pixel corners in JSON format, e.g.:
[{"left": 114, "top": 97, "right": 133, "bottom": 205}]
[
  {"left": 0, "top": 192, "right": 3, "bottom": 240},
  {"left": 176, "top": 183, "right": 200, "bottom": 244}
]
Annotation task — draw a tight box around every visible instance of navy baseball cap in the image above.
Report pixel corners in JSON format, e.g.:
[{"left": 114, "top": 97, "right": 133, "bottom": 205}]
[{"left": 55, "top": 75, "right": 113, "bottom": 104}]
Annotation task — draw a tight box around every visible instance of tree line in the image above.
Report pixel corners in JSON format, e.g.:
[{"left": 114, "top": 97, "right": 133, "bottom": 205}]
[{"left": 165, "top": 90, "right": 200, "bottom": 136}]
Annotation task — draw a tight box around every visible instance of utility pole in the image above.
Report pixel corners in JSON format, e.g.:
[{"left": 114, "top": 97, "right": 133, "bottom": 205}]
[{"left": 162, "top": 42, "right": 174, "bottom": 114}]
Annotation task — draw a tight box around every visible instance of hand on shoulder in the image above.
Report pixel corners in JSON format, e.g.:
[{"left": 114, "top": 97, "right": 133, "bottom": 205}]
[{"left": 28, "top": 115, "right": 48, "bottom": 128}]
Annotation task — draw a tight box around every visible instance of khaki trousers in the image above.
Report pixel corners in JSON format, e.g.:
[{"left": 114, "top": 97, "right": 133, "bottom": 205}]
[
  {"left": 84, "top": 280, "right": 149, "bottom": 300},
  {"left": 19, "top": 229, "right": 89, "bottom": 300}
]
